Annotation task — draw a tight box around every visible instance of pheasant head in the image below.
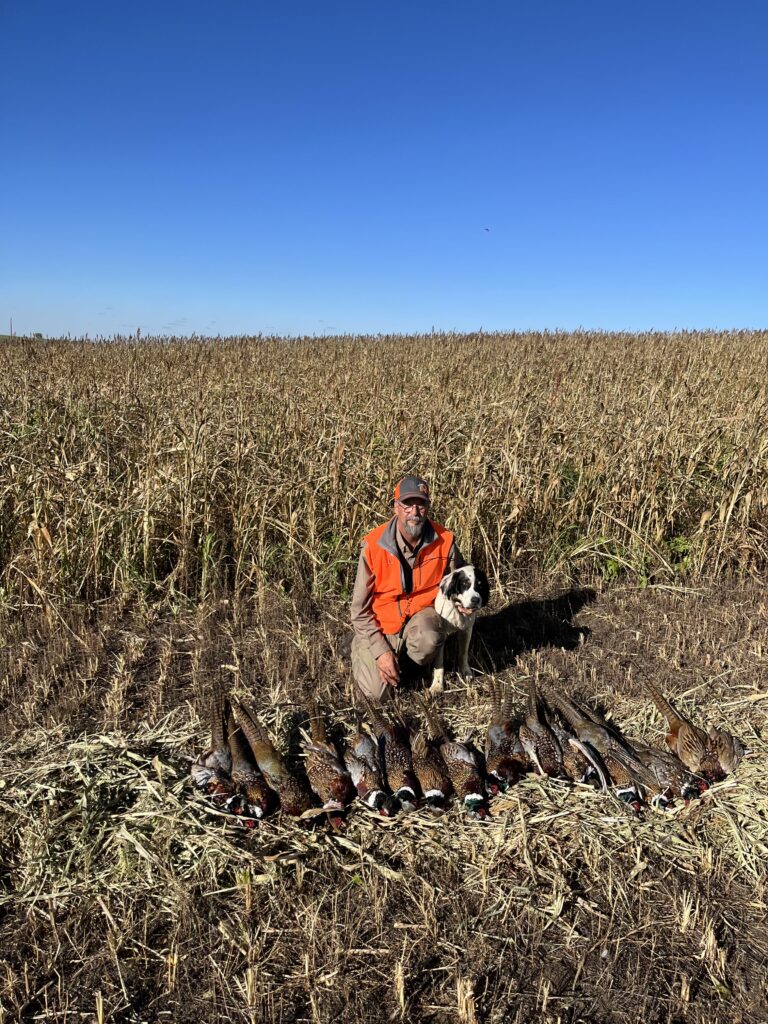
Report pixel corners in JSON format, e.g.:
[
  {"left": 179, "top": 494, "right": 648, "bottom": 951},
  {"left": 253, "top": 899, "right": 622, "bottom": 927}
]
[{"left": 464, "top": 794, "right": 489, "bottom": 819}]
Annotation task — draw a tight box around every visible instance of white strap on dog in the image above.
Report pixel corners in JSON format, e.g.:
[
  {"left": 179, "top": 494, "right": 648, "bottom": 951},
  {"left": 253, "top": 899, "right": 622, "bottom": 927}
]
[{"left": 434, "top": 589, "right": 472, "bottom": 632}]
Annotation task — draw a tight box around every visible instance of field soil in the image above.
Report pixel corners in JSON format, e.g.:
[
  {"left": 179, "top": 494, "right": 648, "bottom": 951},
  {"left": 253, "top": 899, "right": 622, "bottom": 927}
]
[{"left": 0, "top": 332, "right": 767, "bottom": 1022}]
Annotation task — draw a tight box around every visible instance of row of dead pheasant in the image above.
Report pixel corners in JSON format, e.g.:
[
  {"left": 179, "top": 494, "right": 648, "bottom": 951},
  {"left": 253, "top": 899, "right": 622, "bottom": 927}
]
[{"left": 191, "top": 677, "right": 744, "bottom": 823}]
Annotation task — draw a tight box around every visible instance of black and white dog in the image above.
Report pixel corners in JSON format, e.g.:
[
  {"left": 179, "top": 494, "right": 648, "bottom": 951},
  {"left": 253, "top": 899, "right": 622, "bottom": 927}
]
[{"left": 430, "top": 565, "right": 490, "bottom": 693}]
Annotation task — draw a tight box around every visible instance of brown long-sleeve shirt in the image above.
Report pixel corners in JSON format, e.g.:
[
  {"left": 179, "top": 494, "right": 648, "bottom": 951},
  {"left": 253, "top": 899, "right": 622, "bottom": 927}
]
[{"left": 350, "top": 519, "right": 464, "bottom": 659}]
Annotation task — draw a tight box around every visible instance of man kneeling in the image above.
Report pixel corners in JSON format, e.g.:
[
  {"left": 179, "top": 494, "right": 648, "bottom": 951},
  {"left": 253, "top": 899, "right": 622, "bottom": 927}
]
[{"left": 350, "top": 475, "right": 465, "bottom": 703}]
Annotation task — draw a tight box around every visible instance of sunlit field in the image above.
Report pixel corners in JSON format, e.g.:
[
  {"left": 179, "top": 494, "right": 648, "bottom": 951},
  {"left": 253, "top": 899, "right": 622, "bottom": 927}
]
[{"left": 1, "top": 331, "right": 766, "bottom": 1023}]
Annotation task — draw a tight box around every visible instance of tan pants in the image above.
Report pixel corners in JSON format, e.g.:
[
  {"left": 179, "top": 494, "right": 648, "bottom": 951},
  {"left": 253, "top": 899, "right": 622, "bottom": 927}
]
[{"left": 351, "top": 608, "right": 446, "bottom": 703}]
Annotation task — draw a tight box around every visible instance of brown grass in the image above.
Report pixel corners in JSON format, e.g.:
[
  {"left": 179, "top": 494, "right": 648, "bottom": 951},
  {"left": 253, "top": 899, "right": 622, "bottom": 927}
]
[
  {"left": 1, "top": 330, "right": 766, "bottom": 610},
  {"left": 1, "top": 331, "right": 767, "bottom": 1023}
]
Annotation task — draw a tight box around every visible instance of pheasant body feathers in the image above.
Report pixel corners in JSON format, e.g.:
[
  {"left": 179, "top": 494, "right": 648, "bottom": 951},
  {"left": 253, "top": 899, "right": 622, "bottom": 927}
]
[
  {"left": 485, "top": 681, "right": 526, "bottom": 790},
  {"left": 191, "top": 687, "right": 235, "bottom": 801},
  {"left": 362, "top": 697, "right": 419, "bottom": 810},
  {"left": 411, "top": 731, "right": 452, "bottom": 808},
  {"left": 227, "top": 713, "right": 274, "bottom": 818},
  {"left": 518, "top": 679, "right": 563, "bottom": 777},
  {"left": 643, "top": 680, "right": 740, "bottom": 781},
  {"left": 233, "top": 700, "right": 312, "bottom": 817}
]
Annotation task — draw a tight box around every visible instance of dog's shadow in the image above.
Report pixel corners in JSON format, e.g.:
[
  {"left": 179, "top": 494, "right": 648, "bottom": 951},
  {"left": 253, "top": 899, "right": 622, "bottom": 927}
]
[
  {"left": 468, "top": 587, "right": 597, "bottom": 673},
  {"left": 397, "top": 587, "right": 597, "bottom": 685}
]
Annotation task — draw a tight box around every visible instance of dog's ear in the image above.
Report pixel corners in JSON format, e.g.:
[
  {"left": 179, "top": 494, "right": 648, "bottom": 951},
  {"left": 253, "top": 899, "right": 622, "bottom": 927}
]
[
  {"left": 474, "top": 566, "right": 490, "bottom": 606},
  {"left": 444, "top": 569, "right": 468, "bottom": 599}
]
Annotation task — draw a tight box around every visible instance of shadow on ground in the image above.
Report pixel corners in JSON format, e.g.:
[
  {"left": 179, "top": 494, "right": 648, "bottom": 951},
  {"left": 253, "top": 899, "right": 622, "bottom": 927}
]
[
  {"left": 395, "top": 586, "right": 597, "bottom": 684},
  {"left": 471, "top": 586, "right": 597, "bottom": 672}
]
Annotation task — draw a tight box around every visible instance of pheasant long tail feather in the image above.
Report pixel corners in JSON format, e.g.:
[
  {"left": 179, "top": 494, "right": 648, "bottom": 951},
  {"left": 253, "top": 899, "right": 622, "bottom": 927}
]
[
  {"left": 360, "top": 693, "right": 389, "bottom": 739},
  {"left": 417, "top": 694, "right": 446, "bottom": 743},
  {"left": 210, "top": 686, "right": 230, "bottom": 753},
  {"left": 540, "top": 681, "right": 588, "bottom": 732},
  {"left": 643, "top": 678, "right": 687, "bottom": 730},
  {"left": 526, "top": 677, "right": 538, "bottom": 719},
  {"left": 575, "top": 700, "right": 632, "bottom": 750},
  {"left": 308, "top": 700, "right": 327, "bottom": 745},
  {"left": 576, "top": 701, "right": 602, "bottom": 725},
  {"left": 233, "top": 700, "right": 282, "bottom": 768},
  {"left": 501, "top": 683, "right": 515, "bottom": 724},
  {"left": 489, "top": 679, "right": 502, "bottom": 724},
  {"left": 390, "top": 693, "right": 411, "bottom": 732},
  {"left": 227, "top": 712, "right": 254, "bottom": 772},
  {"left": 411, "top": 731, "right": 430, "bottom": 762}
]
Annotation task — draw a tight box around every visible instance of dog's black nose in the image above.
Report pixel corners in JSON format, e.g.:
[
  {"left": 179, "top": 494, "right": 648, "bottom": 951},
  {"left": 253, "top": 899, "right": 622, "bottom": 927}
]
[{"left": 470, "top": 595, "right": 481, "bottom": 608}]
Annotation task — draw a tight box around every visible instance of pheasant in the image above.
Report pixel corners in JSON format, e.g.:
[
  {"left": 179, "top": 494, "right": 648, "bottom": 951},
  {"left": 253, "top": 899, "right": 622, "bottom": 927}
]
[
  {"left": 541, "top": 682, "right": 650, "bottom": 807},
  {"left": 227, "top": 712, "right": 275, "bottom": 819},
  {"left": 418, "top": 695, "right": 488, "bottom": 818},
  {"left": 708, "top": 726, "right": 744, "bottom": 776},
  {"left": 484, "top": 679, "right": 527, "bottom": 793},
  {"left": 545, "top": 708, "right": 597, "bottom": 785},
  {"left": 362, "top": 696, "right": 419, "bottom": 812},
  {"left": 303, "top": 702, "right": 356, "bottom": 812},
  {"left": 643, "top": 679, "right": 738, "bottom": 782},
  {"left": 232, "top": 699, "right": 313, "bottom": 817},
  {"left": 574, "top": 701, "right": 706, "bottom": 806},
  {"left": 191, "top": 687, "right": 236, "bottom": 804},
  {"left": 626, "top": 735, "right": 707, "bottom": 803},
  {"left": 344, "top": 715, "right": 399, "bottom": 816},
  {"left": 518, "top": 677, "right": 564, "bottom": 778},
  {"left": 411, "top": 730, "right": 453, "bottom": 810}
]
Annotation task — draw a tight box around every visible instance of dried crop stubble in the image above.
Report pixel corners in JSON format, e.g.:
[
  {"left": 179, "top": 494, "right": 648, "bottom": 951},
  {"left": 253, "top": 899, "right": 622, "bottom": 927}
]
[
  {"left": 1, "top": 578, "right": 766, "bottom": 1022},
  {"left": 0, "top": 332, "right": 767, "bottom": 1023}
]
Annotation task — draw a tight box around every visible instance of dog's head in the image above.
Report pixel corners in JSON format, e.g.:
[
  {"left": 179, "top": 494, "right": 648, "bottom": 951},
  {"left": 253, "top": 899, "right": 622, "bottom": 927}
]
[{"left": 439, "top": 565, "right": 490, "bottom": 611}]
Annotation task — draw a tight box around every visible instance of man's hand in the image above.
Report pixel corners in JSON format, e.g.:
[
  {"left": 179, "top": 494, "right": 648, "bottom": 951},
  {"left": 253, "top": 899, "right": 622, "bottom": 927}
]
[{"left": 376, "top": 650, "right": 400, "bottom": 688}]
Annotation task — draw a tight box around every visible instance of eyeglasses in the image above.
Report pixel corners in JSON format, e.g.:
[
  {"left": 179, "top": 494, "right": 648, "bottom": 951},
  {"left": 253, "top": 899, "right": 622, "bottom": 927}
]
[{"left": 396, "top": 499, "right": 429, "bottom": 512}]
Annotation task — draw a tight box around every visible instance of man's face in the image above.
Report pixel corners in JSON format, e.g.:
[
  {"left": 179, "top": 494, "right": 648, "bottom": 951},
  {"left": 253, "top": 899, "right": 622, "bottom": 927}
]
[{"left": 394, "top": 496, "right": 429, "bottom": 541}]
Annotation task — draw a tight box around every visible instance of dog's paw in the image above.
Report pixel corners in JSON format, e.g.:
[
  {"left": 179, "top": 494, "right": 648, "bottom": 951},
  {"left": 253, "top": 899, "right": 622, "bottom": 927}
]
[
  {"left": 429, "top": 675, "right": 445, "bottom": 695},
  {"left": 458, "top": 663, "right": 478, "bottom": 680}
]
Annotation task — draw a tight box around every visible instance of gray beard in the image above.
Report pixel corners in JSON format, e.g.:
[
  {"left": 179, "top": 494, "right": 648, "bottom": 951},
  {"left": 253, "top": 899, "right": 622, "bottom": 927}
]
[{"left": 403, "top": 521, "right": 425, "bottom": 539}]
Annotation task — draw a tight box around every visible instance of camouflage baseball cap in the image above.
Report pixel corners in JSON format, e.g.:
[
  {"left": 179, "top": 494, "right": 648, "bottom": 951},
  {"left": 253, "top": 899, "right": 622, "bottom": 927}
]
[{"left": 394, "top": 475, "right": 431, "bottom": 502}]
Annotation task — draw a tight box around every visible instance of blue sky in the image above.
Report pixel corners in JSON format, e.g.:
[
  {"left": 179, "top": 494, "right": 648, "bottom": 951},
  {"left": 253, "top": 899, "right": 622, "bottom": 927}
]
[{"left": 2, "top": 1, "right": 767, "bottom": 337}]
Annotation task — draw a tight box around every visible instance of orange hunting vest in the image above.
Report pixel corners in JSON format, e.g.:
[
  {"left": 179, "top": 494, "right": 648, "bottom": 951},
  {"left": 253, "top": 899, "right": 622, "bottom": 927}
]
[{"left": 363, "top": 519, "right": 454, "bottom": 635}]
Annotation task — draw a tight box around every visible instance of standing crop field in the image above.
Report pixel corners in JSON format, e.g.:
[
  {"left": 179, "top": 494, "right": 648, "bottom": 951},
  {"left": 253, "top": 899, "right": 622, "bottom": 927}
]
[{"left": 1, "top": 332, "right": 766, "bottom": 1023}]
